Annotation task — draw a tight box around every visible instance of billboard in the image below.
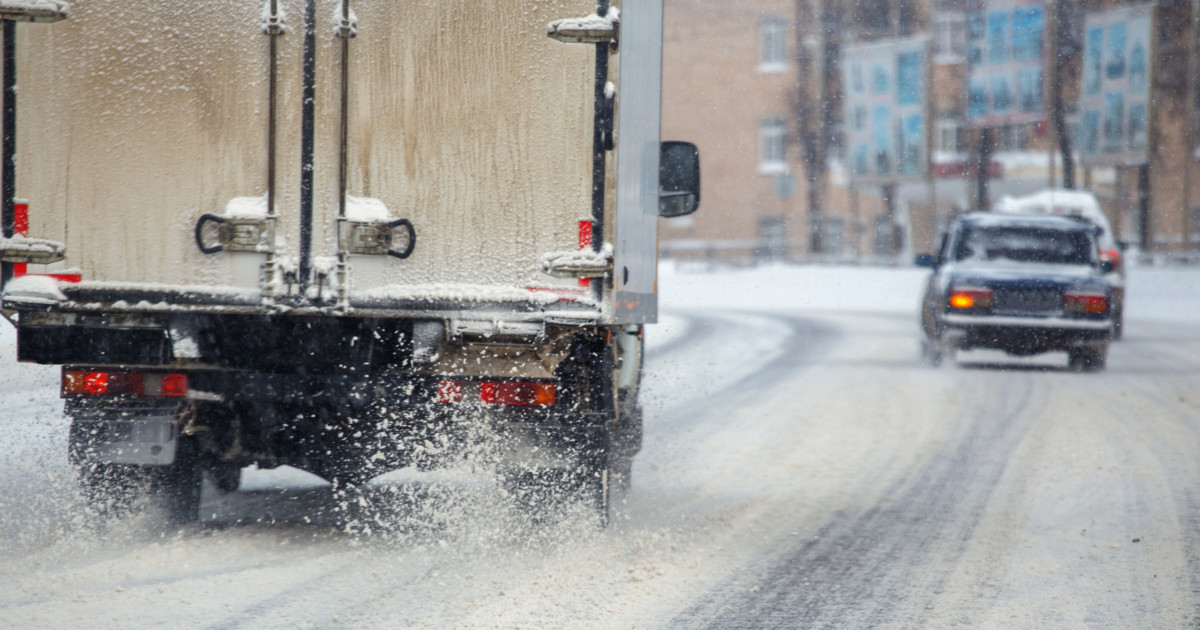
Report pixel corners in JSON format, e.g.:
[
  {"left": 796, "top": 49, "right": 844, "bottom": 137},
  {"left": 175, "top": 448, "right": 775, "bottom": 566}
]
[
  {"left": 1078, "top": 5, "right": 1153, "bottom": 166},
  {"left": 965, "top": 0, "right": 1047, "bottom": 127},
  {"left": 842, "top": 37, "right": 929, "bottom": 183}
]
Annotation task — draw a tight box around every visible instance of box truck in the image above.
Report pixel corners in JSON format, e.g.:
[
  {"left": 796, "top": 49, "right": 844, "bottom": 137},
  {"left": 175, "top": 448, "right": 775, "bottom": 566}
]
[{"left": 0, "top": 0, "right": 699, "bottom": 525}]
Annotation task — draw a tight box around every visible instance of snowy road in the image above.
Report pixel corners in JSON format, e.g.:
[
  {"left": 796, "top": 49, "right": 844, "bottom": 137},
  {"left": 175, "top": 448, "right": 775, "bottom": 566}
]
[{"left": 3, "top": 264, "right": 1200, "bottom": 628}]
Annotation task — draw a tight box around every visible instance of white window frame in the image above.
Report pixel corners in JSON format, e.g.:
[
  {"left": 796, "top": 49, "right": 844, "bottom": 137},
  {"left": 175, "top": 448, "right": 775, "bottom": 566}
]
[
  {"left": 933, "top": 12, "right": 966, "bottom": 63},
  {"left": 759, "top": 118, "right": 788, "bottom": 174},
  {"left": 758, "top": 17, "right": 788, "bottom": 74},
  {"left": 937, "top": 119, "right": 960, "bottom": 153}
]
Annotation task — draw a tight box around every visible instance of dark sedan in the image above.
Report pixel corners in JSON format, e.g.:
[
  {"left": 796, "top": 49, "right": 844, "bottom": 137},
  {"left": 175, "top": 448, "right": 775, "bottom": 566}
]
[{"left": 917, "top": 213, "right": 1115, "bottom": 372}]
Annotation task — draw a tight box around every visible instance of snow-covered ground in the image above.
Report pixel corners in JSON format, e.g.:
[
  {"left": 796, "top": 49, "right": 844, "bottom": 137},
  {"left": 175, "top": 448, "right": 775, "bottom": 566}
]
[{"left": 1, "top": 262, "right": 1199, "bottom": 628}]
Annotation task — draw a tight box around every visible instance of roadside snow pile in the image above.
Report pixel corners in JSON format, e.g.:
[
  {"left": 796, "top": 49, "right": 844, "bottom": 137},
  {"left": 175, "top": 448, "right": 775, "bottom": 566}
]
[{"left": 1125, "top": 266, "right": 1200, "bottom": 324}]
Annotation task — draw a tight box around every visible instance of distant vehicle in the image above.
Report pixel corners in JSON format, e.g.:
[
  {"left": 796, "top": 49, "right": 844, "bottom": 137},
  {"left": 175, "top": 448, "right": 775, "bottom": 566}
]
[
  {"left": 916, "top": 213, "right": 1115, "bottom": 371},
  {"left": 993, "top": 188, "right": 1126, "bottom": 338}
]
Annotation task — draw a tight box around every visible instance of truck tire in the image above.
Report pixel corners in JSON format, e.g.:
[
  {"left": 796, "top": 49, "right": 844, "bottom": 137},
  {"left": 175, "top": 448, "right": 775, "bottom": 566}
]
[
  {"left": 148, "top": 436, "right": 203, "bottom": 525},
  {"left": 580, "top": 462, "right": 613, "bottom": 528},
  {"left": 74, "top": 462, "right": 145, "bottom": 518},
  {"left": 500, "top": 461, "right": 615, "bottom": 527},
  {"left": 208, "top": 462, "right": 241, "bottom": 494}
]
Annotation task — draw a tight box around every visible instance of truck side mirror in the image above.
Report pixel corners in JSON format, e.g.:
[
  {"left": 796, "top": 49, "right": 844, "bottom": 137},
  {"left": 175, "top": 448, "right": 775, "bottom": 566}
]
[{"left": 659, "top": 141, "right": 700, "bottom": 218}]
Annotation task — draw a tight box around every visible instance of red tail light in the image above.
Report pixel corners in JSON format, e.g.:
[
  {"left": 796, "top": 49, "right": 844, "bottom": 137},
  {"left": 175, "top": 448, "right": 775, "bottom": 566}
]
[
  {"left": 1100, "top": 248, "right": 1121, "bottom": 272},
  {"left": 63, "top": 370, "right": 188, "bottom": 397},
  {"left": 948, "top": 287, "right": 994, "bottom": 309},
  {"left": 481, "top": 381, "right": 557, "bottom": 407},
  {"left": 1064, "top": 291, "right": 1108, "bottom": 314}
]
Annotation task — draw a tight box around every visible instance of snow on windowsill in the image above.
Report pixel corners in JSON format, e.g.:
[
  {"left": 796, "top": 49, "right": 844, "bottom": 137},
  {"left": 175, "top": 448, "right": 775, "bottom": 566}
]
[{"left": 757, "top": 162, "right": 789, "bottom": 176}]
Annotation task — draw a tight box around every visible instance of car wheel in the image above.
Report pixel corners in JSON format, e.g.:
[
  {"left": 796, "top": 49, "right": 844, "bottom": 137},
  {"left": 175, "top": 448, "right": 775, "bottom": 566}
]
[
  {"left": 920, "top": 338, "right": 944, "bottom": 367},
  {"left": 1112, "top": 309, "right": 1124, "bottom": 340},
  {"left": 1069, "top": 347, "right": 1107, "bottom": 373}
]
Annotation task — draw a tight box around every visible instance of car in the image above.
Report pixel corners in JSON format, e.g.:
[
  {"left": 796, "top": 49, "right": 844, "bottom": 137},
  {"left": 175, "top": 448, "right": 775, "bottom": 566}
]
[
  {"left": 916, "top": 212, "right": 1115, "bottom": 372},
  {"left": 993, "top": 189, "right": 1127, "bottom": 338}
]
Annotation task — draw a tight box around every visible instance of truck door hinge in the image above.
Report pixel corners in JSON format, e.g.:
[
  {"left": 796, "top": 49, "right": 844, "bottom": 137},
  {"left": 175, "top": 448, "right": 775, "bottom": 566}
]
[
  {"left": 541, "top": 243, "right": 613, "bottom": 279},
  {"left": 260, "top": 0, "right": 287, "bottom": 35},
  {"left": 0, "top": 236, "right": 65, "bottom": 264},
  {"left": 338, "top": 218, "right": 416, "bottom": 260},
  {"left": 195, "top": 214, "right": 276, "bottom": 255},
  {"left": 547, "top": 8, "right": 619, "bottom": 46},
  {"left": 333, "top": 2, "right": 358, "bottom": 39}
]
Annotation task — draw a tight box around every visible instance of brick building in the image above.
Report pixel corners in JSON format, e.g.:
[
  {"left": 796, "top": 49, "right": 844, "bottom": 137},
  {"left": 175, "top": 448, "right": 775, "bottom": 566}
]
[{"left": 661, "top": 0, "right": 1200, "bottom": 261}]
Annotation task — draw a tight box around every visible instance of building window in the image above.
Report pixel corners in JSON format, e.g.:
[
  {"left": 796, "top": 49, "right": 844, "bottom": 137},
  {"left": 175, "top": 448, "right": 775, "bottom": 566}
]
[
  {"left": 937, "top": 119, "right": 960, "bottom": 153},
  {"left": 933, "top": 13, "right": 966, "bottom": 61},
  {"left": 759, "top": 118, "right": 788, "bottom": 173},
  {"left": 861, "top": 0, "right": 891, "bottom": 36},
  {"left": 759, "top": 18, "right": 788, "bottom": 73}
]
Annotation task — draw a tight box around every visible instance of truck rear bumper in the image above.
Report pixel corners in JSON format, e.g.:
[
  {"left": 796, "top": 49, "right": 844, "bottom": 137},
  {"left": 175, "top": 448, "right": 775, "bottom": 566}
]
[{"left": 67, "top": 401, "right": 181, "bottom": 466}]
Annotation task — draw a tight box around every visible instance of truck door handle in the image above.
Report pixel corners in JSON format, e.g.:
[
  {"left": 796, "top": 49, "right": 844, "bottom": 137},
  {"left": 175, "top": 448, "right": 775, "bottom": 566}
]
[
  {"left": 386, "top": 219, "right": 416, "bottom": 259},
  {"left": 195, "top": 214, "right": 228, "bottom": 254}
]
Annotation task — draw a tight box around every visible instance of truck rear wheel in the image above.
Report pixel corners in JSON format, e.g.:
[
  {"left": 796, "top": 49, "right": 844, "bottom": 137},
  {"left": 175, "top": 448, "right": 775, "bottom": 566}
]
[
  {"left": 74, "top": 462, "right": 145, "bottom": 518},
  {"left": 500, "top": 461, "right": 615, "bottom": 527},
  {"left": 148, "top": 436, "right": 203, "bottom": 525},
  {"left": 208, "top": 461, "right": 241, "bottom": 494}
]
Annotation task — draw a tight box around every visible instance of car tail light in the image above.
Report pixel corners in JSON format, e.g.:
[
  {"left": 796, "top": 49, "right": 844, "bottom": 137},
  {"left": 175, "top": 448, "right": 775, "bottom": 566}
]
[
  {"left": 62, "top": 370, "right": 188, "bottom": 397},
  {"left": 948, "top": 287, "right": 994, "bottom": 309},
  {"left": 481, "top": 381, "right": 557, "bottom": 407},
  {"left": 1064, "top": 291, "right": 1108, "bottom": 314},
  {"left": 1100, "top": 248, "right": 1122, "bottom": 272}
]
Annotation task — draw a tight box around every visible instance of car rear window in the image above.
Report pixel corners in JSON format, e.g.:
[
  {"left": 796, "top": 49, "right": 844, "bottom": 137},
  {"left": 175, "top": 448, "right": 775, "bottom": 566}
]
[{"left": 955, "top": 226, "right": 1095, "bottom": 265}]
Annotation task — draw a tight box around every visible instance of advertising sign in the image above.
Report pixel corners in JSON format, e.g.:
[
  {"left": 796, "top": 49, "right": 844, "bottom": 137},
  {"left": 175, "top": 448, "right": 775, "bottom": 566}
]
[
  {"left": 965, "top": 0, "right": 1047, "bottom": 127},
  {"left": 1078, "top": 5, "right": 1153, "bottom": 166},
  {"left": 842, "top": 37, "right": 929, "bottom": 183}
]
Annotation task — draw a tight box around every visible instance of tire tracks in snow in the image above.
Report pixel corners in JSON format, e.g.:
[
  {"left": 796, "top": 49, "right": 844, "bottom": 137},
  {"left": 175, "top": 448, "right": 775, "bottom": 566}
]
[{"left": 669, "top": 364, "right": 1042, "bottom": 629}]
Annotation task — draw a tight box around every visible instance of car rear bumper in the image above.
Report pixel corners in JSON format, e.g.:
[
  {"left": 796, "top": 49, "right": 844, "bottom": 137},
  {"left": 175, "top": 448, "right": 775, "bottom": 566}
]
[{"left": 940, "top": 314, "right": 1111, "bottom": 354}]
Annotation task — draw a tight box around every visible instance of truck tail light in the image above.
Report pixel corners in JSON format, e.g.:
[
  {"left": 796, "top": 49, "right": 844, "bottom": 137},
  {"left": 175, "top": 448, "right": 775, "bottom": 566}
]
[
  {"left": 62, "top": 370, "right": 188, "bottom": 398},
  {"left": 434, "top": 379, "right": 557, "bottom": 407},
  {"left": 948, "top": 287, "right": 993, "bottom": 309},
  {"left": 481, "top": 381, "right": 556, "bottom": 407},
  {"left": 1064, "top": 291, "right": 1108, "bottom": 314}
]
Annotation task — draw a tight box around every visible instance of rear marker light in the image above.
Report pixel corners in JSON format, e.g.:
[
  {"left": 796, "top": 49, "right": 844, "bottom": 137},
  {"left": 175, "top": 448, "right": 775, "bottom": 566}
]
[
  {"left": 437, "top": 380, "right": 463, "bottom": 404},
  {"left": 948, "top": 287, "right": 994, "bottom": 310},
  {"left": 1101, "top": 249, "right": 1122, "bottom": 272},
  {"left": 62, "top": 370, "right": 188, "bottom": 397},
  {"left": 435, "top": 380, "right": 557, "bottom": 406},
  {"left": 481, "top": 381, "right": 557, "bottom": 407},
  {"left": 1064, "top": 292, "right": 1108, "bottom": 314}
]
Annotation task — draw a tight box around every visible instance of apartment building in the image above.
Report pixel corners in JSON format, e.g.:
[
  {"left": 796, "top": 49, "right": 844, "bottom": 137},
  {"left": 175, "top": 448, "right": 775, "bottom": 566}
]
[{"left": 662, "top": 0, "right": 1200, "bottom": 261}]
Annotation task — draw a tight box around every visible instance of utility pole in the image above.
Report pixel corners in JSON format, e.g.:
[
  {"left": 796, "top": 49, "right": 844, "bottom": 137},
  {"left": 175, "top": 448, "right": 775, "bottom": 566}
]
[
  {"left": 1051, "top": 0, "right": 1075, "bottom": 189},
  {"left": 975, "top": 127, "right": 993, "bottom": 211},
  {"left": 1184, "top": 0, "right": 1199, "bottom": 250},
  {"left": 795, "top": 0, "right": 825, "bottom": 256}
]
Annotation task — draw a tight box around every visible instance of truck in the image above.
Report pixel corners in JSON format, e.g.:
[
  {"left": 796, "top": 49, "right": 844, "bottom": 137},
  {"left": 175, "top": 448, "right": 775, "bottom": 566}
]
[{"left": 0, "top": 0, "right": 699, "bottom": 526}]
